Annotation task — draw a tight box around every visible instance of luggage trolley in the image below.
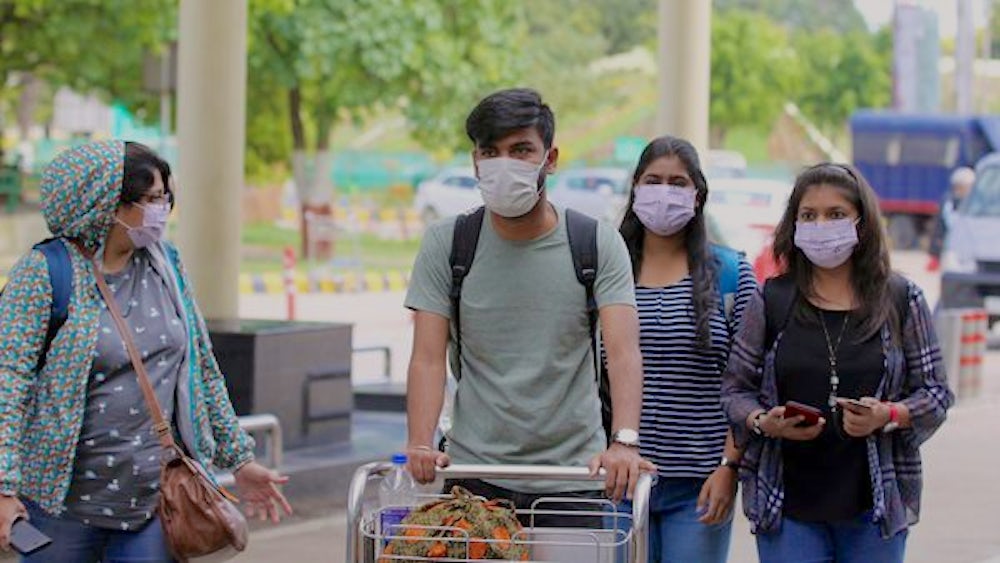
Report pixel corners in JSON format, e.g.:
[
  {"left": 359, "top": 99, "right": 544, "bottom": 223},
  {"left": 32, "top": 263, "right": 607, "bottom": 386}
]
[{"left": 346, "top": 463, "right": 652, "bottom": 562}]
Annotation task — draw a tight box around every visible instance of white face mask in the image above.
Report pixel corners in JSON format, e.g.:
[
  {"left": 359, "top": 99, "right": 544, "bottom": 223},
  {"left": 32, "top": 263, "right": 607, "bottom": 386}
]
[{"left": 476, "top": 152, "right": 548, "bottom": 218}]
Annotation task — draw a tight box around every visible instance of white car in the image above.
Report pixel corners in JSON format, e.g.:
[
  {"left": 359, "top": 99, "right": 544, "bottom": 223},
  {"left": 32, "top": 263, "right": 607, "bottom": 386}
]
[
  {"left": 413, "top": 167, "right": 480, "bottom": 223},
  {"left": 547, "top": 167, "right": 630, "bottom": 224},
  {"left": 706, "top": 178, "right": 792, "bottom": 281}
]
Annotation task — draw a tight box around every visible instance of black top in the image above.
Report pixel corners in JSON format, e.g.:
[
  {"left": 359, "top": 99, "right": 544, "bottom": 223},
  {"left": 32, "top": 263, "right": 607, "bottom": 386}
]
[{"left": 775, "top": 305, "right": 883, "bottom": 522}]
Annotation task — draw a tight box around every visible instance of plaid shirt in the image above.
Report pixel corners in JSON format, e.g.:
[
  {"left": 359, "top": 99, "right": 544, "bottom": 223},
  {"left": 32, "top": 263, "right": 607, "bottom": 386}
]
[{"left": 721, "top": 278, "right": 953, "bottom": 538}]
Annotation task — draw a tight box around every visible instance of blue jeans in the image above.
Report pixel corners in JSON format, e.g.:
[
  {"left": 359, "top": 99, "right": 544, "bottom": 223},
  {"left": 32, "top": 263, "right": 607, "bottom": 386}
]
[
  {"left": 616, "top": 477, "right": 732, "bottom": 563},
  {"left": 21, "top": 501, "right": 173, "bottom": 563},
  {"left": 756, "top": 511, "right": 908, "bottom": 563}
]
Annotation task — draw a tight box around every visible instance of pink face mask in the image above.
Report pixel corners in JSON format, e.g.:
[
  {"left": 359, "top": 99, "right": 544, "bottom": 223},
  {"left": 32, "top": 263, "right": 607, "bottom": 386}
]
[
  {"left": 117, "top": 202, "right": 170, "bottom": 249},
  {"left": 793, "top": 218, "right": 859, "bottom": 269},
  {"left": 631, "top": 184, "right": 697, "bottom": 237}
]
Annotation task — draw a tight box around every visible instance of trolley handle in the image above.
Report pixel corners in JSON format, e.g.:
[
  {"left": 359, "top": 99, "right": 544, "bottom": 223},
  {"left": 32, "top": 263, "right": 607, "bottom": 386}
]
[{"left": 346, "top": 462, "right": 654, "bottom": 562}]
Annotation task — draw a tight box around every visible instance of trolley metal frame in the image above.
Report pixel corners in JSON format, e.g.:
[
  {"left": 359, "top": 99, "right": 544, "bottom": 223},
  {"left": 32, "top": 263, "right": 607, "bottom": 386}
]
[{"left": 346, "top": 463, "right": 652, "bottom": 562}]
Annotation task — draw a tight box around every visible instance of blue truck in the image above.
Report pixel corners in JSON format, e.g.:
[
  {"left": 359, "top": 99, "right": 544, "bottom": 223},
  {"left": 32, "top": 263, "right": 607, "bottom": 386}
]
[{"left": 850, "top": 111, "right": 1000, "bottom": 249}]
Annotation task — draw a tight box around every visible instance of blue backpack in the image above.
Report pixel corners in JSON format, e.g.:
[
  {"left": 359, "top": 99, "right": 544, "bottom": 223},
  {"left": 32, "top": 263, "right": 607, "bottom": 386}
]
[{"left": 0, "top": 239, "right": 73, "bottom": 371}]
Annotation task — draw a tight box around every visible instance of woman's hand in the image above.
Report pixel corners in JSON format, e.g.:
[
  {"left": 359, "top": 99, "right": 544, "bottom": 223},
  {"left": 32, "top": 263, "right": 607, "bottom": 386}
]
[
  {"left": 233, "top": 462, "right": 293, "bottom": 523},
  {"left": 838, "top": 397, "right": 891, "bottom": 438},
  {"left": 696, "top": 466, "right": 737, "bottom": 525},
  {"left": 0, "top": 495, "right": 27, "bottom": 551},
  {"left": 756, "top": 406, "right": 826, "bottom": 441}
]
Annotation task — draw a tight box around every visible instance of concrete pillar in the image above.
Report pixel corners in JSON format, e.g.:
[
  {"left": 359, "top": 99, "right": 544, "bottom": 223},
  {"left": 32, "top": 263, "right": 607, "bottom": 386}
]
[
  {"left": 176, "top": 0, "right": 247, "bottom": 319},
  {"left": 956, "top": 0, "right": 975, "bottom": 114},
  {"left": 656, "top": 0, "right": 712, "bottom": 156}
]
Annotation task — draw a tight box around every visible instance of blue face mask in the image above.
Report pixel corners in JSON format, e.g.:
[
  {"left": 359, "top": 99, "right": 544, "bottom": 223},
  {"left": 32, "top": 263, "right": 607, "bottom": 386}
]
[{"left": 117, "top": 202, "right": 170, "bottom": 249}]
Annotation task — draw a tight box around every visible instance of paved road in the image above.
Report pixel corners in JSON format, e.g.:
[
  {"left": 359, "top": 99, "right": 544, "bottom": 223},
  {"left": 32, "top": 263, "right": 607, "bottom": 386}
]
[{"left": 232, "top": 250, "right": 1000, "bottom": 562}]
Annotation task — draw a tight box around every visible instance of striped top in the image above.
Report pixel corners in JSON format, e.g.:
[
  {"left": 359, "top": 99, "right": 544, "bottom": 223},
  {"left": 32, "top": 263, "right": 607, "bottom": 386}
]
[{"left": 632, "top": 260, "right": 757, "bottom": 478}]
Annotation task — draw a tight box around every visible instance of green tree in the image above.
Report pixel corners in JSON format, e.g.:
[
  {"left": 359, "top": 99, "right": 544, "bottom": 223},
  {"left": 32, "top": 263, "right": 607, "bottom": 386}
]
[
  {"left": 790, "top": 28, "right": 892, "bottom": 138},
  {"left": 715, "top": 0, "right": 867, "bottom": 34},
  {"left": 249, "top": 0, "right": 523, "bottom": 210},
  {"left": 0, "top": 0, "right": 173, "bottom": 148},
  {"left": 709, "top": 10, "right": 798, "bottom": 146}
]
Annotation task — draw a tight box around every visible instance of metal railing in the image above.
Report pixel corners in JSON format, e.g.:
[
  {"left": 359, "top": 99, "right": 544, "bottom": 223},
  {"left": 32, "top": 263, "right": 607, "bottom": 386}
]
[
  {"left": 353, "top": 345, "right": 393, "bottom": 381},
  {"left": 346, "top": 463, "right": 652, "bottom": 563}
]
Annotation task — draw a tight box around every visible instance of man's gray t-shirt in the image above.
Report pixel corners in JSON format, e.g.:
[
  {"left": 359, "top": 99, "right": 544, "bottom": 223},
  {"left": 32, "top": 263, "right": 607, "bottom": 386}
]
[{"left": 405, "top": 205, "right": 635, "bottom": 493}]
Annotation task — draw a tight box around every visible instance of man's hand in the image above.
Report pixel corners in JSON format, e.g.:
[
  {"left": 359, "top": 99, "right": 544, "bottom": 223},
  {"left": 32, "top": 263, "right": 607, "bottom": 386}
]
[
  {"left": 756, "top": 406, "right": 825, "bottom": 441},
  {"left": 588, "top": 444, "right": 656, "bottom": 502},
  {"left": 838, "top": 397, "right": 891, "bottom": 438},
  {"left": 406, "top": 445, "right": 450, "bottom": 484},
  {"left": 697, "top": 467, "right": 737, "bottom": 525}
]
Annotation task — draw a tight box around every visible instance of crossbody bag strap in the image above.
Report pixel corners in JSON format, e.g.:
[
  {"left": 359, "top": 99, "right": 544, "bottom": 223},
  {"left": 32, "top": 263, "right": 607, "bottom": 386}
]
[{"left": 85, "top": 248, "right": 177, "bottom": 453}]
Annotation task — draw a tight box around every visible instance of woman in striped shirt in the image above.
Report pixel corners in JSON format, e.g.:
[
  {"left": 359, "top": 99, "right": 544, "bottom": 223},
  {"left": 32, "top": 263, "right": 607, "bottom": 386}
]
[{"left": 616, "top": 136, "right": 758, "bottom": 562}]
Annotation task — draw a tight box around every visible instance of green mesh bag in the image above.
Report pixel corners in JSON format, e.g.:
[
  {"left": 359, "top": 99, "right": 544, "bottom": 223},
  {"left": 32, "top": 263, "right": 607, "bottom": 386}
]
[{"left": 380, "top": 486, "right": 528, "bottom": 561}]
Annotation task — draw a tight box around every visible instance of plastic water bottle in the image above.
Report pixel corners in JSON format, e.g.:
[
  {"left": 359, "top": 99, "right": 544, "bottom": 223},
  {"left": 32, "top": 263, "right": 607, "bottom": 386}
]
[{"left": 379, "top": 453, "right": 417, "bottom": 545}]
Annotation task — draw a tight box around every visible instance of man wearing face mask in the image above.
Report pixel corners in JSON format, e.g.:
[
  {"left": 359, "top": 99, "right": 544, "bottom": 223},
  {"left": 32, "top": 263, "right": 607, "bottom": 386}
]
[{"left": 404, "top": 88, "right": 653, "bottom": 515}]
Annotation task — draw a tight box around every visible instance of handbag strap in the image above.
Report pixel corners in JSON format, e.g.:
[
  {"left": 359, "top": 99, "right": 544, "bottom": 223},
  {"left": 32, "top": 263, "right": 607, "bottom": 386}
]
[{"left": 85, "top": 246, "right": 177, "bottom": 453}]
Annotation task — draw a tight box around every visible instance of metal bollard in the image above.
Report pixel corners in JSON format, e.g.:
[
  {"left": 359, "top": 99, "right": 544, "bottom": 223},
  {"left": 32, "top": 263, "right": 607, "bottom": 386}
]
[{"left": 958, "top": 310, "right": 988, "bottom": 400}]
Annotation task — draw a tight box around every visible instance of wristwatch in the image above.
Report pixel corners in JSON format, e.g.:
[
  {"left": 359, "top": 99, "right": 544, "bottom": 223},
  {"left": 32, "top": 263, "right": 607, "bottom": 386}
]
[
  {"left": 882, "top": 402, "right": 900, "bottom": 433},
  {"left": 751, "top": 411, "right": 767, "bottom": 436},
  {"left": 720, "top": 455, "right": 740, "bottom": 472},
  {"left": 611, "top": 428, "right": 640, "bottom": 447}
]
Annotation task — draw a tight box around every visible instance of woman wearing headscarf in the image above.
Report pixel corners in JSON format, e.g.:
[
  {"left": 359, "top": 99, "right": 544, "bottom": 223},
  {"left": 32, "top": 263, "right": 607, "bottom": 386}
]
[{"left": 0, "top": 141, "right": 291, "bottom": 561}]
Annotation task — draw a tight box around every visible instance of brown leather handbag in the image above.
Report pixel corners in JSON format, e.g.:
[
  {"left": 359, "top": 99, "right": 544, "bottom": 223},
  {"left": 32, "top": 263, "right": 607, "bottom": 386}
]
[{"left": 93, "top": 257, "right": 249, "bottom": 561}]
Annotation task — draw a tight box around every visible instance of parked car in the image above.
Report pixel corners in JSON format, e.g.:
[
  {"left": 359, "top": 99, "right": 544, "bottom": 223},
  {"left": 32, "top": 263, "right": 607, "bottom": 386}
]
[
  {"left": 706, "top": 178, "right": 792, "bottom": 282},
  {"left": 940, "top": 152, "right": 1000, "bottom": 326},
  {"left": 547, "top": 167, "right": 630, "bottom": 224},
  {"left": 706, "top": 150, "right": 748, "bottom": 179},
  {"left": 413, "top": 167, "right": 479, "bottom": 223}
]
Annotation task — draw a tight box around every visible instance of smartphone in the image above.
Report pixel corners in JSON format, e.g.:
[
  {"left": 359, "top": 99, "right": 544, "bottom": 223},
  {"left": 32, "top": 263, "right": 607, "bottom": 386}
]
[
  {"left": 783, "top": 401, "right": 823, "bottom": 426},
  {"left": 10, "top": 518, "right": 51, "bottom": 555},
  {"left": 838, "top": 398, "right": 873, "bottom": 412}
]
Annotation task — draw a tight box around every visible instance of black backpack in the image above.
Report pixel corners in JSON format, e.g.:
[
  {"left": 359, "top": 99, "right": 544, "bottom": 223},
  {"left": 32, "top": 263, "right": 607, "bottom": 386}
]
[
  {"left": 448, "top": 206, "right": 612, "bottom": 438},
  {"left": 763, "top": 273, "right": 911, "bottom": 352}
]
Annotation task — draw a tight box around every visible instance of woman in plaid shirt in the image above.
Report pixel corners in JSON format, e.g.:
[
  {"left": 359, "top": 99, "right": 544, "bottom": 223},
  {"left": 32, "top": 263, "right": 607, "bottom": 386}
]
[{"left": 721, "top": 163, "right": 953, "bottom": 562}]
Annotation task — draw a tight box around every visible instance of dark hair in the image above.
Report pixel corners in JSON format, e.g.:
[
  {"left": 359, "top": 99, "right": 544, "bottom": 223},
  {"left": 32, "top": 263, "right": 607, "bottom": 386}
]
[
  {"left": 122, "top": 142, "right": 173, "bottom": 207},
  {"left": 772, "top": 163, "right": 897, "bottom": 341},
  {"left": 619, "top": 136, "right": 717, "bottom": 347},
  {"left": 465, "top": 88, "right": 555, "bottom": 149}
]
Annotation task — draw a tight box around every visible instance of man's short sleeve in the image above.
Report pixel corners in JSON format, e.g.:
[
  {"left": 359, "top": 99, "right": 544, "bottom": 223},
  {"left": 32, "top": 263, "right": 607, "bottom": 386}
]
[
  {"left": 593, "top": 222, "right": 636, "bottom": 309},
  {"left": 404, "top": 220, "right": 454, "bottom": 318}
]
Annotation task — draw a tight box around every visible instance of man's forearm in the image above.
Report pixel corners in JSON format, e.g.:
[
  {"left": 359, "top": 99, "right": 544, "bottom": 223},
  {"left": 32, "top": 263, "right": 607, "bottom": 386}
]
[
  {"left": 606, "top": 347, "right": 643, "bottom": 432},
  {"left": 406, "top": 360, "right": 447, "bottom": 448}
]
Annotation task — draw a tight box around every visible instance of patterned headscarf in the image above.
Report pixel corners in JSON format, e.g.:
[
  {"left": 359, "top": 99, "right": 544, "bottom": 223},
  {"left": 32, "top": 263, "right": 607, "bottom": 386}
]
[{"left": 40, "top": 140, "right": 124, "bottom": 252}]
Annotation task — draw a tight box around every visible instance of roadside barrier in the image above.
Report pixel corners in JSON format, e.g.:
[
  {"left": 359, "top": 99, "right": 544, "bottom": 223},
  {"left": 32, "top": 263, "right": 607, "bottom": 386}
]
[{"left": 936, "top": 308, "right": 988, "bottom": 400}]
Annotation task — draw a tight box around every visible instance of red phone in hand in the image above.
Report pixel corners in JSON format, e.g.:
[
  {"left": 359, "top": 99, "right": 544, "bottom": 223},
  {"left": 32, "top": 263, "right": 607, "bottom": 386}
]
[{"left": 783, "top": 401, "right": 823, "bottom": 426}]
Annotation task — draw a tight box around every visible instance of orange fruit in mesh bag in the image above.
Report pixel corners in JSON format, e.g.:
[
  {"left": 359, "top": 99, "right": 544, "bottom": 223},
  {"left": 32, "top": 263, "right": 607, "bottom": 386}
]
[{"left": 381, "top": 486, "right": 527, "bottom": 560}]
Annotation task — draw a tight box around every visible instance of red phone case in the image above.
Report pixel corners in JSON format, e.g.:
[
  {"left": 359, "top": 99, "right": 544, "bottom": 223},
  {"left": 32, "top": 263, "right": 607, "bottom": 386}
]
[{"left": 783, "top": 401, "right": 822, "bottom": 426}]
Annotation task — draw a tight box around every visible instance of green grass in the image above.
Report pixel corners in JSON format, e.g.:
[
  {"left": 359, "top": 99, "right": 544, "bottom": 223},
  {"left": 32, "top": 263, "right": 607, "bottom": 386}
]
[{"left": 241, "top": 221, "right": 420, "bottom": 274}]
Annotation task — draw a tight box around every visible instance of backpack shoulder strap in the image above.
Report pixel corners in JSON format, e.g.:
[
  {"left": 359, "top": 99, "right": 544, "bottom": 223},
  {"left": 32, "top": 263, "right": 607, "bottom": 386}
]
[
  {"left": 565, "top": 209, "right": 611, "bottom": 440},
  {"left": 763, "top": 274, "right": 797, "bottom": 352},
  {"left": 32, "top": 238, "right": 73, "bottom": 370},
  {"left": 888, "top": 273, "right": 910, "bottom": 330},
  {"left": 712, "top": 244, "right": 742, "bottom": 322},
  {"left": 448, "top": 207, "right": 486, "bottom": 381}
]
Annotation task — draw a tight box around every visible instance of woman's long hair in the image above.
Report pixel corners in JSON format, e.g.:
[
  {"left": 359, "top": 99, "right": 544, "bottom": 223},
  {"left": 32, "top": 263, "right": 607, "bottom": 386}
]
[
  {"left": 619, "top": 136, "right": 717, "bottom": 347},
  {"left": 771, "top": 163, "right": 897, "bottom": 340}
]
